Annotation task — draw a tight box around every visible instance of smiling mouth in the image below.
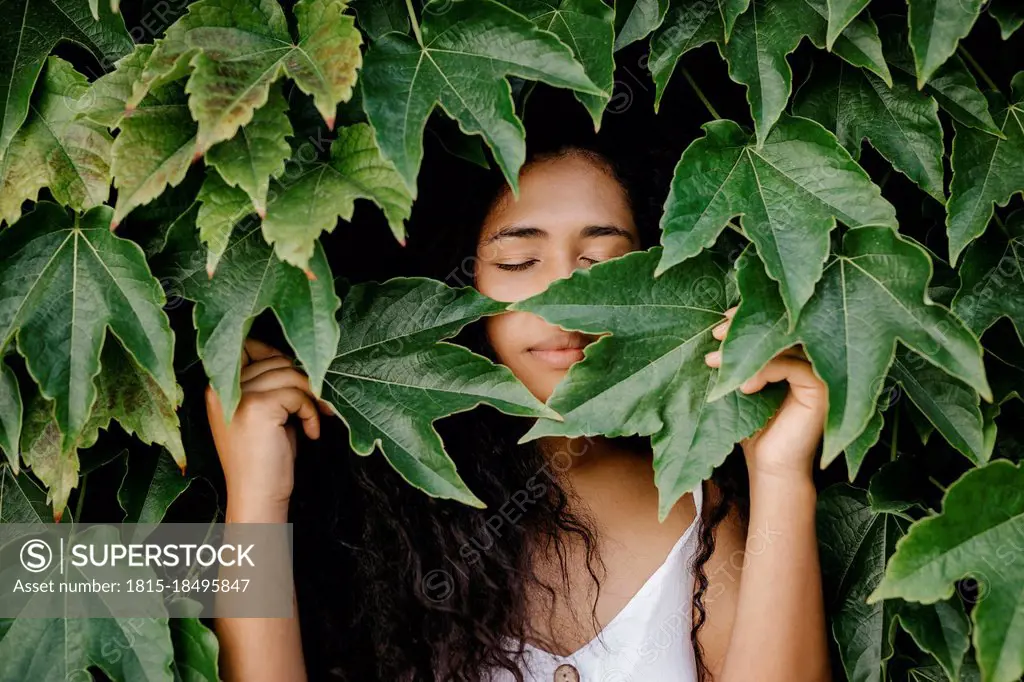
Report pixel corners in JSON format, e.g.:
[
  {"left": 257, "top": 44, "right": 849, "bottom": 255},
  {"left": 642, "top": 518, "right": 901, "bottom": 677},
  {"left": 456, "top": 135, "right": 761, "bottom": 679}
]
[{"left": 529, "top": 347, "right": 586, "bottom": 369}]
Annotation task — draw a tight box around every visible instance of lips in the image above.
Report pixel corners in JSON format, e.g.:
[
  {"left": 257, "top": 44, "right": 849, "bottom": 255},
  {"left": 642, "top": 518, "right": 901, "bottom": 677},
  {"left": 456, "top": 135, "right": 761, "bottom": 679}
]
[{"left": 528, "top": 332, "right": 591, "bottom": 370}]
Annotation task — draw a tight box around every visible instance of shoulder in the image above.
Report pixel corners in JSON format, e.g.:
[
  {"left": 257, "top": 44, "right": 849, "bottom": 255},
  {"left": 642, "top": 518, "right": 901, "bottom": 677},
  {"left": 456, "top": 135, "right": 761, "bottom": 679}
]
[{"left": 691, "top": 478, "right": 749, "bottom": 677}]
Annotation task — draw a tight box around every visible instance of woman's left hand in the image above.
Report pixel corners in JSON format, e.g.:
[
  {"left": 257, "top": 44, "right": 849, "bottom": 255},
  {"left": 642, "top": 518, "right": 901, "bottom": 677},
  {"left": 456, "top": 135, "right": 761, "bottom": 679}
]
[{"left": 703, "top": 306, "right": 828, "bottom": 481}]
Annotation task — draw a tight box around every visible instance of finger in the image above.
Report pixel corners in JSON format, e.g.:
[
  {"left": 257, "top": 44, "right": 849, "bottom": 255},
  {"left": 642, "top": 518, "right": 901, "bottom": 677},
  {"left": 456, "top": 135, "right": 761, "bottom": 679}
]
[
  {"left": 250, "top": 387, "right": 321, "bottom": 440},
  {"left": 241, "top": 337, "right": 288, "bottom": 368},
  {"left": 241, "top": 355, "right": 296, "bottom": 383},
  {"left": 723, "top": 306, "right": 737, "bottom": 319},
  {"left": 704, "top": 349, "right": 722, "bottom": 367},
  {"left": 241, "top": 366, "right": 336, "bottom": 417},
  {"left": 779, "top": 345, "right": 807, "bottom": 360},
  {"left": 739, "top": 356, "right": 819, "bottom": 394},
  {"left": 712, "top": 319, "right": 731, "bottom": 340}
]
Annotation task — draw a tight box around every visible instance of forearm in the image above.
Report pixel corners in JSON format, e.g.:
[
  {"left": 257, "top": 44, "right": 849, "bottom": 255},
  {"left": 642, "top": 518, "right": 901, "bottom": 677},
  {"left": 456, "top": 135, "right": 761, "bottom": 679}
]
[
  {"left": 717, "top": 471, "right": 831, "bottom": 682},
  {"left": 215, "top": 501, "right": 308, "bottom": 682}
]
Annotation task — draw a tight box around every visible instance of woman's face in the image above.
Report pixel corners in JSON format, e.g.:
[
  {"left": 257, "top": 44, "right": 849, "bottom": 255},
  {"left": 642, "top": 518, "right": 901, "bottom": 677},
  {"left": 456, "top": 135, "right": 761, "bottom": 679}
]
[{"left": 474, "top": 153, "right": 640, "bottom": 402}]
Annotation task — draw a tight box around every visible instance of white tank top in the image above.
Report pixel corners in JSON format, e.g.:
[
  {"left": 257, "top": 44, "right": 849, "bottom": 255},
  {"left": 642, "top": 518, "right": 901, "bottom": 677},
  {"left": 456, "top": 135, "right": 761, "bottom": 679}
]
[{"left": 483, "top": 480, "right": 705, "bottom": 682}]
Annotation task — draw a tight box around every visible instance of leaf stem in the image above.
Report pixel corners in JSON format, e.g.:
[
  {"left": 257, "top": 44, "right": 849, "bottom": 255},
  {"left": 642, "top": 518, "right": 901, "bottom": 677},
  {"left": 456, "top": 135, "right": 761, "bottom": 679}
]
[
  {"left": 73, "top": 473, "right": 89, "bottom": 523},
  {"left": 890, "top": 408, "right": 900, "bottom": 462},
  {"left": 957, "top": 46, "right": 999, "bottom": 93},
  {"left": 680, "top": 67, "right": 721, "bottom": 120},
  {"left": 405, "top": 0, "right": 424, "bottom": 46}
]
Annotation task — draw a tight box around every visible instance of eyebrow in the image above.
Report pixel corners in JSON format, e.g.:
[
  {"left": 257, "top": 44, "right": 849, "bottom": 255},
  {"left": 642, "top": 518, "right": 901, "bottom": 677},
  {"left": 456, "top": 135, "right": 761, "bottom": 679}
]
[{"left": 480, "top": 224, "right": 636, "bottom": 246}]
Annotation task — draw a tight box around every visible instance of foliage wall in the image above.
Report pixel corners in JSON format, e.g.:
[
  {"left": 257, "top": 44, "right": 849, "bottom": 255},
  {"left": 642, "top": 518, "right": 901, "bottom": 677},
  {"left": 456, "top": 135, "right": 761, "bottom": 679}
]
[{"left": 0, "top": 0, "right": 1023, "bottom": 680}]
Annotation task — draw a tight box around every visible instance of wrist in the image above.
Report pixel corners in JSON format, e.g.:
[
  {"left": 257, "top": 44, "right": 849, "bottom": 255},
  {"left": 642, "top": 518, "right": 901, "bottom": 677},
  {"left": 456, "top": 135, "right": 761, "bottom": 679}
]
[
  {"left": 747, "top": 465, "right": 817, "bottom": 495},
  {"left": 225, "top": 496, "right": 290, "bottom": 523}
]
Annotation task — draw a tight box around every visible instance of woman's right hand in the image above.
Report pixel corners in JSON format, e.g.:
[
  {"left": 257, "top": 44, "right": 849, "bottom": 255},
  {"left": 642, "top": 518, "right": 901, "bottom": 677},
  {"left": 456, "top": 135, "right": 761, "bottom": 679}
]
[{"left": 206, "top": 337, "right": 334, "bottom": 521}]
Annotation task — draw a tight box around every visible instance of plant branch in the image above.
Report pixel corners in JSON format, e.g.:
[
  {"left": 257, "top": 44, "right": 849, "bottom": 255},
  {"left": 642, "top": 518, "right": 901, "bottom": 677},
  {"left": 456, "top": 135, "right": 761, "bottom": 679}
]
[
  {"left": 405, "top": 0, "right": 424, "bottom": 46},
  {"left": 74, "top": 473, "right": 89, "bottom": 523},
  {"left": 957, "top": 45, "right": 1000, "bottom": 93},
  {"left": 680, "top": 66, "right": 721, "bottom": 120}
]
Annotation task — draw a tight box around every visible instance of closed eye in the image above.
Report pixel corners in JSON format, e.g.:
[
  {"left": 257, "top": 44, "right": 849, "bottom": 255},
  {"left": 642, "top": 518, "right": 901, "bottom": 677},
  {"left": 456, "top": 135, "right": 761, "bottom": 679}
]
[{"left": 496, "top": 259, "right": 538, "bottom": 271}]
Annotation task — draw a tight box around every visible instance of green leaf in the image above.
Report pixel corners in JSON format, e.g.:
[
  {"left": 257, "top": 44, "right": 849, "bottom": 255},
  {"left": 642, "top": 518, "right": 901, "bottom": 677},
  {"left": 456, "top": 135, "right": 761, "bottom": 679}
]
[
  {"left": 196, "top": 169, "right": 255, "bottom": 277},
  {"left": 88, "top": 0, "right": 120, "bottom": 20},
  {"left": 360, "top": 0, "right": 605, "bottom": 198},
  {"left": 118, "top": 449, "right": 191, "bottom": 538},
  {"left": 818, "top": 484, "right": 970, "bottom": 682},
  {"left": 111, "top": 81, "right": 198, "bottom": 228},
  {"left": 0, "top": 464, "right": 50, "bottom": 524},
  {"left": 878, "top": 15, "right": 999, "bottom": 136},
  {"left": 189, "top": 0, "right": 361, "bottom": 153},
  {"left": 649, "top": 0, "right": 724, "bottom": 111},
  {"left": 323, "top": 278, "right": 559, "bottom": 508},
  {"left": 82, "top": 44, "right": 156, "bottom": 129},
  {"left": 794, "top": 58, "right": 945, "bottom": 203},
  {"left": 613, "top": 0, "right": 668, "bottom": 50},
  {"left": 0, "top": 357, "right": 23, "bottom": 472},
  {"left": 714, "top": 230, "right": 991, "bottom": 466},
  {"left": 659, "top": 116, "right": 896, "bottom": 326},
  {"left": 0, "top": 203, "right": 178, "bottom": 462},
  {"left": 719, "top": 0, "right": 891, "bottom": 146},
  {"left": 16, "top": 335, "right": 184, "bottom": 518},
  {"left": 0, "top": 0, "right": 132, "bottom": 161},
  {"left": 907, "top": 0, "right": 985, "bottom": 88},
  {"left": 261, "top": 122, "right": 414, "bottom": 271},
  {"left": 952, "top": 207, "right": 1024, "bottom": 348},
  {"left": 504, "top": 0, "right": 614, "bottom": 129},
  {"left": 825, "top": 0, "right": 869, "bottom": 48},
  {"left": 205, "top": 82, "right": 293, "bottom": 217},
  {"left": 0, "top": 56, "right": 113, "bottom": 226},
  {"left": 946, "top": 90, "right": 1024, "bottom": 265},
  {"left": 0, "top": 526, "right": 175, "bottom": 682},
  {"left": 169, "top": 598, "right": 221, "bottom": 682},
  {"left": 351, "top": 0, "right": 409, "bottom": 40},
  {"left": 888, "top": 347, "right": 985, "bottom": 464},
  {"left": 511, "top": 247, "right": 783, "bottom": 520},
  {"left": 988, "top": 0, "right": 1024, "bottom": 39},
  {"left": 869, "top": 459, "right": 1024, "bottom": 682},
  {"left": 155, "top": 213, "right": 341, "bottom": 424}
]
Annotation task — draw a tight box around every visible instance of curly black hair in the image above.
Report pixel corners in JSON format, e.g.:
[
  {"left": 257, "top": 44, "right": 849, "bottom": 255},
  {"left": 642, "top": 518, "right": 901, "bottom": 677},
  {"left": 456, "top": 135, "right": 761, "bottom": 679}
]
[{"left": 291, "top": 89, "right": 751, "bottom": 682}]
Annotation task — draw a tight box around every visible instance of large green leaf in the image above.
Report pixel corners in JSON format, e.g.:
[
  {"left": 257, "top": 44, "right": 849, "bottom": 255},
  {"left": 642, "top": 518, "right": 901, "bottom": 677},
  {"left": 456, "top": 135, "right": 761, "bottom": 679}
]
[
  {"left": 946, "top": 89, "right": 1024, "bottom": 266},
  {"left": 504, "top": 0, "right": 614, "bottom": 129},
  {"left": 133, "top": 0, "right": 362, "bottom": 156},
  {"left": 659, "top": 116, "right": 896, "bottom": 326},
  {"left": 110, "top": 82, "right": 198, "bottom": 228},
  {"left": 359, "top": 0, "right": 605, "bottom": 198},
  {"left": 511, "top": 247, "right": 783, "bottom": 519},
  {"left": 714, "top": 230, "right": 991, "bottom": 466},
  {"left": 952, "top": 211, "right": 1024, "bottom": 344},
  {"left": 878, "top": 15, "right": 999, "bottom": 136},
  {"left": 118, "top": 449, "right": 191, "bottom": 526},
  {"left": 907, "top": 0, "right": 985, "bottom": 88},
  {"left": 0, "top": 525, "right": 175, "bottom": 682},
  {"left": 818, "top": 484, "right": 970, "bottom": 682},
  {"left": 0, "top": 203, "right": 177, "bottom": 462},
  {"left": 0, "top": 0, "right": 132, "bottom": 161},
  {"left": 794, "top": 57, "right": 945, "bottom": 203},
  {"left": 0, "top": 56, "right": 112, "bottom": 226},
  {"left": 0, "top": 463, "right": 50, "bottom": 525},
  {"left": 195, "top": 169, "right": 253, "bottom": 277},
  {"left": 155, "top": 212, "right": 341, "bottom": 424},
  {"left": 869, "top": 459, "right": 1024, "bottom": 682},
  {"left": 17, "top": 336, "right": 185, "bottom": 519},
  {"left": 322, "top": 278, "right": 560, "bottom": 508},
  {"left": 351, "top": 0, "right": 409, "bottom": 40},
  {"left": 261, "top": 122, "right": 414, "bottom": 271},
  {"left": 719, "top": 0, "right": 890, "bottom": 146},
  {"left": 204, "top": 82, "right": 293, "bottom": 218}
]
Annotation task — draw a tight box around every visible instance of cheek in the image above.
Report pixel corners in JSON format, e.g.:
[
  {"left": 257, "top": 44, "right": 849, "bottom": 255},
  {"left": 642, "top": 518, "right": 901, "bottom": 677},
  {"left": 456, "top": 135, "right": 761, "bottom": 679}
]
[{"left": 484, "top": 312, "right": 564, "bottom": 403}]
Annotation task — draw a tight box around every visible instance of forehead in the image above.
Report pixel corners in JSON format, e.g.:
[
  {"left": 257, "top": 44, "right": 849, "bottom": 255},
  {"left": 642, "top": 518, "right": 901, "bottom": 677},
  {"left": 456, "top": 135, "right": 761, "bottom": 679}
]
[{"left": 478, "top": 154, "right": 636, "bottom": 242}]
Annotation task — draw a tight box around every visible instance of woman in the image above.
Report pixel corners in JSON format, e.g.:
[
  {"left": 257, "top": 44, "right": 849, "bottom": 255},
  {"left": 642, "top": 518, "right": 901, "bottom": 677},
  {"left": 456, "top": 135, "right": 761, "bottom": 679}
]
[{"left": 207, "top": 132, "right": 833, "bottom": 681}]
